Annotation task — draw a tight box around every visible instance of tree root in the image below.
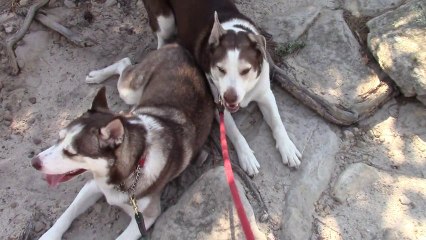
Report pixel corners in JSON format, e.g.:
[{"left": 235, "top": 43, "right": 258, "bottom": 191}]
[
  {"left": 4, "top": 0, "right": 49, "bottom": 75},
  {"left": 231, "top": 163, "right": 270, "bottom": 223},
  {"left": 35, "top": 11, "right": 96, "bottom": 47}
]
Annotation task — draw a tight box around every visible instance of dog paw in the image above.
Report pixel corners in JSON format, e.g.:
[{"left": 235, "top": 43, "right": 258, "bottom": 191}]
[
  {"left": 237, "top": 147, "right": 260, "bottom": 176},
  {"left": 277, "top": 139, "right": 302, "bottom": 168},
  {"left": 85, "top": 70, "right": 106, "bottom": 84}
]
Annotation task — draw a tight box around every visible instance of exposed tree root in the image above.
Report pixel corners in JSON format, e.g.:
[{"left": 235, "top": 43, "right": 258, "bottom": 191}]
[
  {"left": 35, "top": 11, "right": 96, "bottom": 47},
  {"left": 4, "top": 0, "right": 49, "bottom": 75}
]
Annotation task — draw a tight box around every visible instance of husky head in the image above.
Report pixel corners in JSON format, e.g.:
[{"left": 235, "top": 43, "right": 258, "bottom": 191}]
[
  {"left": 208, "top": 12, "right": 266, "bottom": 112},
  {"left": 31, "top": 87, "right": 145, "bottom": 187}
]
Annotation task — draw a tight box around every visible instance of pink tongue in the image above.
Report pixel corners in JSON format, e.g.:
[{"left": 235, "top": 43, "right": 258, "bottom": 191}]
[{"left": 44, "top": 174, "right": 66, "bottom": 188}]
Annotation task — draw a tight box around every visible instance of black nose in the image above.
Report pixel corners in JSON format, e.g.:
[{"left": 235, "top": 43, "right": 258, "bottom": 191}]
[
  {"left": 31, "top": 156, "right": 42, "bottom": 170},
  {"left": 223, "top": 88, "right": 238, "bottom": 104}
]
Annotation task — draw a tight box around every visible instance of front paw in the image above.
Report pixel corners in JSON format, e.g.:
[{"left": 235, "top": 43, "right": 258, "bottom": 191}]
[
  {"left": 236, "top": 147, "right": 260, "bottom": 176},
  {"left": 277, "top": 139, "right": 302, "bottom": 168},
  {"left": 39, "top": 229, "right": 62, "bottom": 240},
  {"left": 85, "top": 70, "right": 106, "bottom": 84}
]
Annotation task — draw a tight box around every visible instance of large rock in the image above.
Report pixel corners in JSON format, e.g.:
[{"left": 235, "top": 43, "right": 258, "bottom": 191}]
[
  {"left": 367, "top": 0, "right": 426, "bottom": 105},
  {"left": 261, "top": 6, "right": 321, "bottom": 43},
  {"left": 342, "top": 0, "right": 405, "bottom": 17},
  {"left": 230, "top": 85, "right": 341, "bottom": 240},
  {"left": 151, "top": 167, "right": 266, "bottom": 240},
  {"left": 263, "top": 8, "right": 393, "bottom": 125},
  {"left": 332, "top": 163, "right": 380, "bottom": 203}
]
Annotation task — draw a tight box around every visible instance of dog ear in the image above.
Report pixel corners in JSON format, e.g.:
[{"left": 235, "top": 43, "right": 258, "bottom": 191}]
[
  {"left": 248, "top": 33, "right": 267, "bottom": 59},
  {"left": 208, "top": 11, "right": 226, "bottom": 47},
  {"left": 91, "top": 87, "right": 109, "bottom": 111},
  {"left": 100, "top": 119, "right": 124, "bottom": 145}
]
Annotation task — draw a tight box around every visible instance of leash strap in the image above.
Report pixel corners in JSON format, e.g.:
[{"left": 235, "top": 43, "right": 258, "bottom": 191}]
[
  {"left": 130, "top": 195, "right": 148, "bottom": 237},
  {"left": 219, "top": 110, "right": 255, "bottom": 240}
]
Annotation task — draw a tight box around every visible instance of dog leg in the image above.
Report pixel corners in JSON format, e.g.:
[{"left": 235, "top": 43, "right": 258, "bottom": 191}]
[
  {"left": 39, "top": 180, "right": 102, "bottom": 240},
  {"left": 85, "top": 58, "right": 132, "bottom": 84},
  {"left": 219, "top": 110, "right": 260, "bottom": 176},
  {"left": 256, "top": 89, "right": 302, "bottom": 168},
  {"left": 155, "top": 14, "right": 176, "bottom": 48},
  {"left": 142, "top": 0, "right": 176, "bottom": 49},
  {"left": 116, "top": 193, "right": 161, "bottom": 240}
]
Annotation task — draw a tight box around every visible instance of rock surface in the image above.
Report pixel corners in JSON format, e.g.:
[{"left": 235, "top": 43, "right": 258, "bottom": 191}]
[
  {"left": 151, "top": 167, "right": 266, "bottom": 240},
  {"left": 367, "top": 0, "right": 426, "bottom": 105},
  {"left": 263, "top": 8, "right": 394, "bottom": 125},
  {"left": 261, "top": 5, "right": 321, "bottom": 43},
  {"left": 332, "top": 162, "right": 379, "bottom": 203},
  {"left": 314, "top": 100, "right": 426, "bottom": 240},
  {"left": 342, "top": 0, "right": 404, "bottom": 17}
]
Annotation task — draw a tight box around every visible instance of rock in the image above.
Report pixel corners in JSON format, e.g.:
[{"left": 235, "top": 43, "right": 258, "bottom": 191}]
[
  {"left": 34, "top": 221, "right": 46, "bottom": 233},
  {"left": 367, "top": 0, "right": 426, "bottom": 105},
  {"left": 280, "top": 122, "right": 340, "bottom": 240},
  {"left": 382, "top": 228, "right": 404, "bottom": 240},
  {"left": 4, "top": 111, "right": 12, "bottom": 121},
  {"left": 261, "top": 5, "right": 321, "bottom": 43},
  {"left": 342, "top": 0, "right": 404, "bottom": 17},
  {"left": 343, "top": 130, "right": 354, "bottom": 139},
  {"left": 151, "top": 167, "right": 266, "bottom": 240},
  {"left": 105, "top": 0, "right": 117, "bottom": 7},
  {"left": 32, "top": 137, "right": 42, "bottom": 145},
  {"left": 3, "top": 24, "right": 15, "bottom": 34},
  {"left": 332, "top": 163, "right": 379, "bottom": 203},
  {"left": 269, "top": 9, "right": 393, "bottom": 124},
  {"left": 10, "top": 202, "right": 17, "bottom": 208},
  {"left": 29, "top": 97, "right": 36, "bottom": 104},
  {"left": 63, "top": 0, "right": 76, "bottom": 8}
]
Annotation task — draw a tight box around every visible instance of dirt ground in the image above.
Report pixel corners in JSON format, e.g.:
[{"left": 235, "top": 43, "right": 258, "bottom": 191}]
[{"left": 0, "top": 1, "right": 425, "bottom": 240}]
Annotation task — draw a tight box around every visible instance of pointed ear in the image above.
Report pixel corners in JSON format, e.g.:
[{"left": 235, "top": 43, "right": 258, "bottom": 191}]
[
  {"left": 248, "top": 34, "right": 267, "bottom": 59},
  {"left": 208, "top": 11, "right": 226, "bottom": 47},
  {"left": 100, "top": 119, "right": 124, "bottom": 145},
  {"left": 91, "top": 87, "right": 109, "bottom": 111}
]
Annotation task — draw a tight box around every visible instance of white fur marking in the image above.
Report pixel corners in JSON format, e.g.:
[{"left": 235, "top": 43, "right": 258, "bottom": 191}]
[
  {"left": 156, "top": 15, "right": 176, "bottom": 49},
  {"left": 221, "top": 18, "right": 258, "bottom": 34}
]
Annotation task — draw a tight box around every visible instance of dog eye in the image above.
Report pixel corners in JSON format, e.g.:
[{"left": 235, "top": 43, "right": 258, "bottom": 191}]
[
  {"left": 63, "top": 149, "right": 77, "bottom": 157},
  {"left": 240, "top": 67, "right": 251, "bottom": 75},
  {"left": 217, "top": 66, "right": 226, "bottom": 74}
]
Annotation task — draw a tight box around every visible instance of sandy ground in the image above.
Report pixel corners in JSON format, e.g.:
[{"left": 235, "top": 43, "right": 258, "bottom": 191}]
[{"left": 0, "top": 1, "right": 425, "bottom": 240}]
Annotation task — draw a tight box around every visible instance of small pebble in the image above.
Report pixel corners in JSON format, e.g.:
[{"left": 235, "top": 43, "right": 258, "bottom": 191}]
[
  {"left": 32, "top": 137, "right": 42, "bottom": 145},
  {"left": 343, "top": 130, "right": 354, "bottom": 139},
  {"left": 34, "top": 221, "right": 46, "bottom": 233},
  {"left": 4, "top": 111, "right": 12, "bottom": 121},
  {"left": 10, "top": 202, "right": 17, "bottom": 208},
  {"left": 105, "top": 0, "right": 117, "bottom": 7},
  {"left": 29, "top": 97, "right": 36, "bottom": 104},
  {"left": 399, "top": 195, "right": 411, "bottom": 205},
  {"left": 4, "top": 25, "right": 15, "bottom": 34},
  {"left": 64, "top": 0, "right": 76, "bottom": 8}
]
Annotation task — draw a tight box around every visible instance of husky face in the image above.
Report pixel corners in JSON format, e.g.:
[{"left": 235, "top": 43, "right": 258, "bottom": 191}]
[
  {"left": 31, "top": 88, "right": 129, "bottom": 187},
  {"left": 208, "top": 13, "right": 266, "bottom": 112}
]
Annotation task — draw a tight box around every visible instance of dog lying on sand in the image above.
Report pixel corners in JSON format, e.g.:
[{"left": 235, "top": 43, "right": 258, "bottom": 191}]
[{"left": 31, "top": 44, "right": 214, "bottom": 240}]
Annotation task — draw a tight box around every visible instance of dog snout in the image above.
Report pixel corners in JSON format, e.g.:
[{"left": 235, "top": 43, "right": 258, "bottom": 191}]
[
  {"left": 223, "top": 89, "right": 238, "bottom": 104},
  {"left": 31, "top": 156, "right": 42, "bottom": 170}
]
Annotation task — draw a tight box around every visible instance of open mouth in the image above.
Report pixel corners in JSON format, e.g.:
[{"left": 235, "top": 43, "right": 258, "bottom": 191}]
[
  {"left": 43, "top": 169, "right": 86, "bottom": 187},
  {"left": 225, "top": 102, "right": 240, "bottom": 113}
]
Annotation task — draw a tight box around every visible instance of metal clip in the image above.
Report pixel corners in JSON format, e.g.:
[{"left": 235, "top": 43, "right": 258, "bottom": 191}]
[
  {"left": 217, "top": 95, "right": 225, "bottom": 113},
  {"left": 130, "top": 195, "right": 139, "bottom": 213}
]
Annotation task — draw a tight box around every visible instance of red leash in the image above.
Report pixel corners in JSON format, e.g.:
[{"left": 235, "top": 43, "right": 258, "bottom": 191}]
[{"left": 219, "top": 110, "right": 255, "bottom": 240}]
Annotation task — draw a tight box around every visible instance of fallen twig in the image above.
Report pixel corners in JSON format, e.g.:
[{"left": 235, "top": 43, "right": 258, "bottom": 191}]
[
  {"left": 232, "top": 163, "right": 270, "bottom": 222},
  {"left": 4, "top": 0, "right": 50, "bottom": 75},
  {"left": 35, "top": 11, "right": 96, "bottom": 47}
]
